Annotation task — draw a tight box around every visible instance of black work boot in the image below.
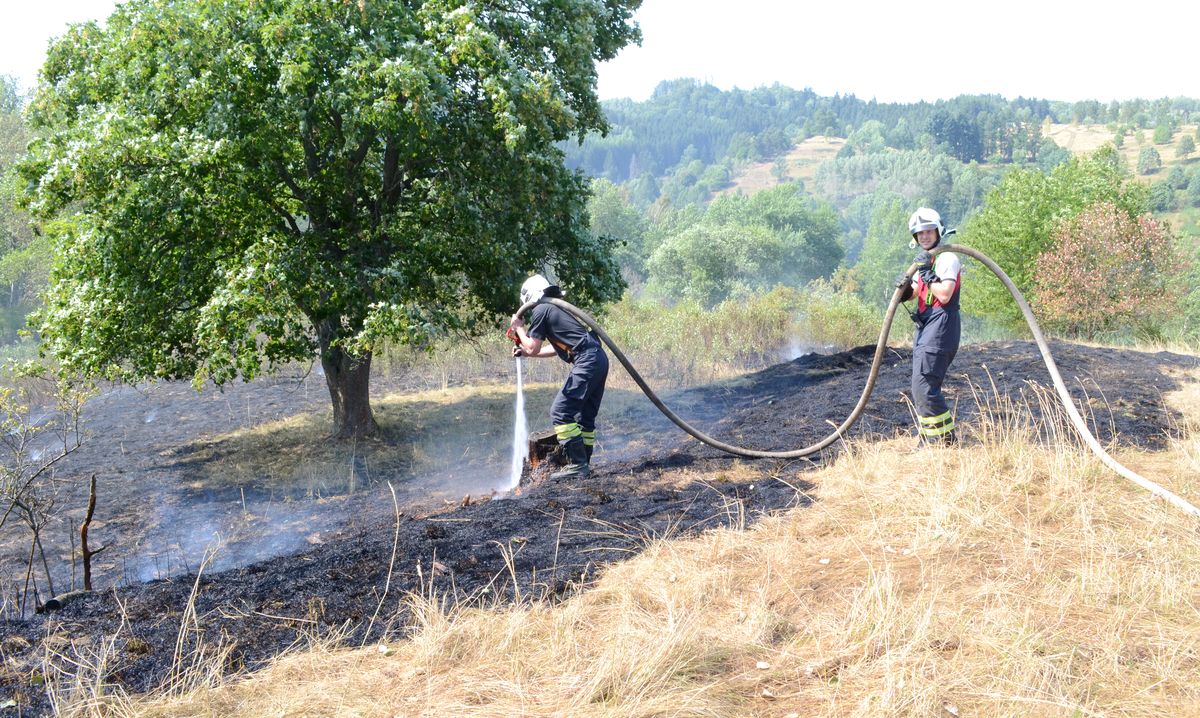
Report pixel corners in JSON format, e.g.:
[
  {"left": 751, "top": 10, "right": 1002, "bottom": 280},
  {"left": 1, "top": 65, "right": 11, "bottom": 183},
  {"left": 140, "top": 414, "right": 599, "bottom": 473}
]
[
  {"left": 584, "top": 443, "right": 594, "bottom": 463},
  {"left": 911, "top": 430, "right": 957, "bottom": 452},
  {"left": 550, "top": 437, "right": 591, "bottom": 480}
]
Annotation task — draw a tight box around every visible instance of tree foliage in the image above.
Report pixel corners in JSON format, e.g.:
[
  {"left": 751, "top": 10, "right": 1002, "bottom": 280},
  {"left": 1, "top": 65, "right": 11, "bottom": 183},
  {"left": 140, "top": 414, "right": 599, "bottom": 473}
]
[
  {"left": 841, "top": 196, "right": 912, "bottom": 311},
  {"left": 1188, "top": 169, "right": 1200, "bottom": 208},
  {"left": 1177, "top": 133, "right": 1195, "bottom": 159},
  {"left": 960, "top": 146, "right": 1148, "bottom": 331},
  {"left": 21, "top": 0, "right": 640, "bottom": 437},
  {"left": 0, "top": 76, "right": 50, "bottom": 340},
  {"left": 813, "top": 150, "right": 955, "bottom": 207},
  {"left": 811, "top": 149, "right": 999, "bottom": 226},
  {"left": 1137, "top": 146, "right": 1163, "bottom": 174},
  {"left": 1036, "top": 138, "right": 1071, "bottom": 173},
  {"left": 587, "top": 178, "right": 648, "bottom": 283},
  {"left": 1148, "top": 180, "right": 1177, "bottom": 212},
  {"left": 646, "top": 185, "right": 841, "bottom": 307},
  {"left": 1033, "top": 202, "right": 1184, "bottom": 338}
]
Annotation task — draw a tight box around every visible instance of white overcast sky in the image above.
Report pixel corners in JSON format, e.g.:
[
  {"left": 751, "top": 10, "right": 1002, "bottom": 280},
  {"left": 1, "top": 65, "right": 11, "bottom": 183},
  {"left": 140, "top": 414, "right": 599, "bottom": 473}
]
[{"left": 2, "top": 0, "right": 1195, "bottom": 103}]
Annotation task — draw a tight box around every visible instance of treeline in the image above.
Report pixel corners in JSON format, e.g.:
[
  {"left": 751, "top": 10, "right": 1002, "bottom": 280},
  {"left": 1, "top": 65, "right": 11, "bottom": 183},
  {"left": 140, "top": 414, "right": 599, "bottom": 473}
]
[
  {"left": 588, "top": 144, "right": 1200, "bottom": 346},
  {"left": 566, "top": 79, "right": 1200, "bottom": 186}
]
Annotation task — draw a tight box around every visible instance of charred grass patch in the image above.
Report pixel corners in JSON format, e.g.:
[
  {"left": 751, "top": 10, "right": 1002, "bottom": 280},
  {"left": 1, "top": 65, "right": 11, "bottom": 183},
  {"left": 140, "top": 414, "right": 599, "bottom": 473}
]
[
  {"left": 87, "top": 366, "right": 1200, "bottom": 717},
  {"left": 166, "top": 383, "right": 667, "bottom": 500},
  {"left": 6, "top": 342, "right": 1195, "bottom": 717},
  {"left": 159, "top": 384, "right": 555, "bottom": 499}
]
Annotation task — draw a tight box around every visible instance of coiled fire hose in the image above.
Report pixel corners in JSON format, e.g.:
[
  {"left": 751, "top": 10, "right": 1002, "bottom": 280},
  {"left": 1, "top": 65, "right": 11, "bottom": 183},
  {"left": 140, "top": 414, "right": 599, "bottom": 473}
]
[{"left": 514, "top": 243, "right": 1200, "bottom": 518}]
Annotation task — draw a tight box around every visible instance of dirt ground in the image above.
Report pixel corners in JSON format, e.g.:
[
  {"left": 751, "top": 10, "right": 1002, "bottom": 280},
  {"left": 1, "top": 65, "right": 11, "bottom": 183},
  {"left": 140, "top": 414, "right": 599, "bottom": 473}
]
[{"left": 0, "top": 340, "right": 1195, "bottom": 713}]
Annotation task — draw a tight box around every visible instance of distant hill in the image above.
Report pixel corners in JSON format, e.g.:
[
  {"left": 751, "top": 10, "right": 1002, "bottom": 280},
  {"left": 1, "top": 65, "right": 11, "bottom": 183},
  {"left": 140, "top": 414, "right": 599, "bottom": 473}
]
[
  {"left": 716, "top": 135, "right": 845, "bottom": 197},
  {"left": 721, "top": 123, "right": 1199, "bottom": 198},
  {"left": 566, "top": 79, "right": 1200, "bottom": 190}
]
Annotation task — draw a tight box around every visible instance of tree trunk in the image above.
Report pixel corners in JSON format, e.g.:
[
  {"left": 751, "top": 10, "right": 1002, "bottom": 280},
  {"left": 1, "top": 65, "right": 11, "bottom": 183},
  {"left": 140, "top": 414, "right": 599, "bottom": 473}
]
[{"left": 318, "top": 324, "right": 379, "bottom": 439}]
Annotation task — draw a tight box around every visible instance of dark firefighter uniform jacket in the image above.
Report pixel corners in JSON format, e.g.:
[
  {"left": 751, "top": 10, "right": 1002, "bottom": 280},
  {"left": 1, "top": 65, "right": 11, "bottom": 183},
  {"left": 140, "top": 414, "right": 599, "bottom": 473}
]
[{"left": 910, "top": 251, "right": 961, "bottom": 438}]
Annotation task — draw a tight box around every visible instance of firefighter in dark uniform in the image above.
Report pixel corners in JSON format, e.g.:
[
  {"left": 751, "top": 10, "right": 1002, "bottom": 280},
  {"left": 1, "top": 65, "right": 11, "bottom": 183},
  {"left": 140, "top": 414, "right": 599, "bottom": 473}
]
[
  {"left": 509, "top": 274, "right": 609, "bottom": 479},
  {"left": 895, "top": 208, "right": 960, "bottom": 445}
]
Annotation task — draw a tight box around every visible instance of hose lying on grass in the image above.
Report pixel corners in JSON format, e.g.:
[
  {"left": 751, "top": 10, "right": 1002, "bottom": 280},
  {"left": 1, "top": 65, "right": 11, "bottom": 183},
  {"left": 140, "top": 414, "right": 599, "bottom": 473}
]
[{"left": 514, "top": 243, "right": 1200, "bottom": 519}]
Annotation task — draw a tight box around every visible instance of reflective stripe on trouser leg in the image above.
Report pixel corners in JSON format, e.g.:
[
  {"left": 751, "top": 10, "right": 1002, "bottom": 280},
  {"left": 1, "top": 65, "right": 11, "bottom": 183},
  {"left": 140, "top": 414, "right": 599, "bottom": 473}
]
[
  {"left": 581, "top": 430, "right": 595, "bottom": 447},
  {"left": 912, "top": 346, "right": 954, "bottom": 428},
  {"left": 555, "top": 422, "right": 582, "bottom": 443},
  {"left": 550, "top": 348, "right": 608, "bottom": 436},
  {"left": 918, "top": 411, "right": 955, "bottom": 437}
]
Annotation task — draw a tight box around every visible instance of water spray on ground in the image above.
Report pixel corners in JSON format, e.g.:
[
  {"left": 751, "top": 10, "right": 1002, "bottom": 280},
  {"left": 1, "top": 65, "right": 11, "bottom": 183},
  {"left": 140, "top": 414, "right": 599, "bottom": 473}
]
[{"left": 507, "top": 357, "right": 528, "bottom": 490}]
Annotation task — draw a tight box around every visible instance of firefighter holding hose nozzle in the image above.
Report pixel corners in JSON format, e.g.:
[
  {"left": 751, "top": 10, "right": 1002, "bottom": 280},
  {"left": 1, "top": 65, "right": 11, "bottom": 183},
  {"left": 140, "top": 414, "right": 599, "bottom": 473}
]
[
  {"left": 509, "top": 274, "right": 610, "bottom": 479},
  {"left": 895, "top": 207, "right": 961, "bottom": 447}
]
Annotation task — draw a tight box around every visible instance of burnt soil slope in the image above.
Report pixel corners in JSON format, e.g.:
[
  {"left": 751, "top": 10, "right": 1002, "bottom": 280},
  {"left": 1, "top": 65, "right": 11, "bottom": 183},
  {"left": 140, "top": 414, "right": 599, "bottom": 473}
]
[{"left": 0, "top": 340, "right": 1195, "bottom": 713}]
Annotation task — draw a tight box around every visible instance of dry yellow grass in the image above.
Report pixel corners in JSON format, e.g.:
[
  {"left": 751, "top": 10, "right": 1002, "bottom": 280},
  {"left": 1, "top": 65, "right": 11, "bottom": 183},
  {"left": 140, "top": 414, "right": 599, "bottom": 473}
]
[
  {"left": 51, "top": 371, "right": 1200, "bottom": 718},
  {"left": 1045, "top": 122, "right": 1200, "bottom": 177},
  {"left": 720, "top": 136, "right": 846, "bottom": 196}
]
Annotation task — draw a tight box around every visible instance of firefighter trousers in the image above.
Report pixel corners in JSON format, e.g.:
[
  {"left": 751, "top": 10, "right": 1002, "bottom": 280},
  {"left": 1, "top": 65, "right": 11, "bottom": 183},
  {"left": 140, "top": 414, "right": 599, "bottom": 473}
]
[{"left": 551, "top": 345, "right": 609, "bottom": 449}]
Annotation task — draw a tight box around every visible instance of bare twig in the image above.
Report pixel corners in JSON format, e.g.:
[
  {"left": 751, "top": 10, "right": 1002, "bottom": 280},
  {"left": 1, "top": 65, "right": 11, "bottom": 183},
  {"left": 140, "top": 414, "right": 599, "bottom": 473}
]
[{"left": 362, "top": 481, "right": 402, "bottom": 646}]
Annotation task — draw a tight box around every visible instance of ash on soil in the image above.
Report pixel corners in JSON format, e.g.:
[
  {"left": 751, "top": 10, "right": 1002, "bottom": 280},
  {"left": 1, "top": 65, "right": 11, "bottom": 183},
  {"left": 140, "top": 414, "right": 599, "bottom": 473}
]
[{"left": 0, "top": 340, "right": 1194, "bottom": 713}]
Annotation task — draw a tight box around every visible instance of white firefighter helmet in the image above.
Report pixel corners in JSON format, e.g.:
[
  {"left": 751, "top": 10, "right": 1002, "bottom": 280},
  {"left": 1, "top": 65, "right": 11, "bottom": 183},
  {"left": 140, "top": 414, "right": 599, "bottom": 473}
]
[
  {"left": 908, "top": 207, "right": 943, "bottom": 238},
  {"left": 520, "top": 274, "right": 551, "bottom": 306}
]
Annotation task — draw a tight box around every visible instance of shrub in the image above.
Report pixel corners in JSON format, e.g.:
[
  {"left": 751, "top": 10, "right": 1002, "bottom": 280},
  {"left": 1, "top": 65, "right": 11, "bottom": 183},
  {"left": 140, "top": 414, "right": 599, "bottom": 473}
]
[
  {"left": 796, "top": 279, "right": 888, "bottom": 350},
  {"left": 1178, "top": 133, "right": 1195, "bottom": 160},
  {"left": 603, "top": 286, "right": 809, "bottom": 386},
  {"left": 1137, "top": 146, "right": 1162, "bottom": 174},
  {"left": 1032, "top": 202, "right": 1186, "bottom": 339}
]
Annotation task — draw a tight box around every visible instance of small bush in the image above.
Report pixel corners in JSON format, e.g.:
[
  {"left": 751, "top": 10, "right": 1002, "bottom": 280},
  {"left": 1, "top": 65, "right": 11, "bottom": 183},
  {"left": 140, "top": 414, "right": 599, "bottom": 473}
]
[
  {"left": 603, "top": 286, "right": 808, "bottom": 386},
  {"left": 1033, "top": 202, "right": 1186, "bottom": 339},
  {"left": 796, "top": 278, "right": 887, "bottom": 350}
]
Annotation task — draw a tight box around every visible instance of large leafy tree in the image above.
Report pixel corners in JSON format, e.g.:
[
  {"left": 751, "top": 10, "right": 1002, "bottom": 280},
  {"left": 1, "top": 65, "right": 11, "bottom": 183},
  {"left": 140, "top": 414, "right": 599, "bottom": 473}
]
[
  {"left": 21, "top": 0, "right": 639, "bottom": 438},
  {"left": 960, "top": 146, "right": 1149, "bottom": 331}
]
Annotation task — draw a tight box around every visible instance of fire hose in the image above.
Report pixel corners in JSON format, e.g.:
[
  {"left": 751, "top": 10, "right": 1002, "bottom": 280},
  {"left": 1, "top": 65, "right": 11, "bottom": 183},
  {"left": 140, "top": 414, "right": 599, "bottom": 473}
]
[{"left": 513, "top": 243, "right": 1200, "bottom": 518}]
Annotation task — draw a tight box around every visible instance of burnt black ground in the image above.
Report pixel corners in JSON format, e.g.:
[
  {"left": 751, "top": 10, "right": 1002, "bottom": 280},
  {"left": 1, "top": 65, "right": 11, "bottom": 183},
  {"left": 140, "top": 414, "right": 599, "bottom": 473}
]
[{"left": 0, "top": 340, "right": 1195, "bottom": 714}]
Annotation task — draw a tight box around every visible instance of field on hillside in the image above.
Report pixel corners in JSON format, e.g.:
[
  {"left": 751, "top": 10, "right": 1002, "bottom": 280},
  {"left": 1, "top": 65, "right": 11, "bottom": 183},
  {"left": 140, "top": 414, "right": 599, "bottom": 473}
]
[
  {"left": 723, "top": 124, "right": 1199, "bottom": 202},
  {"left": 719, "top": 135, "right": 846, "bottom": 195},
  {"left": 1045, "top": 122, "right": 1200, "bottom": 177}
]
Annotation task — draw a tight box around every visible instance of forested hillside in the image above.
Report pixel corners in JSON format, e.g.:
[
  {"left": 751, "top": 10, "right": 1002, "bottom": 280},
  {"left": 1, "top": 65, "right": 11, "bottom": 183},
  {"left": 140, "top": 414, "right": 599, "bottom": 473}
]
[
  {"left": 566, "top": 78, "right": 1199, "bottom": 187},
  {"left": 564, "top": 79, "right": 1200, "bottom": 345}
]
